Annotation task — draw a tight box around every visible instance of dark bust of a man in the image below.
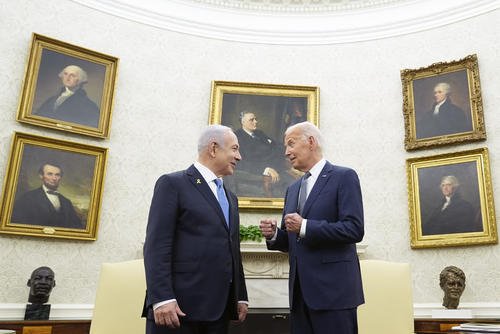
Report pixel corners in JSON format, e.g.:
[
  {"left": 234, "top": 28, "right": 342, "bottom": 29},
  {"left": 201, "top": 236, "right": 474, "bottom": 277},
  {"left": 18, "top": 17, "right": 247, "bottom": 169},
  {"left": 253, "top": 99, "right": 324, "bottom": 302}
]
[
  {"left": 439, "top": 266, "right": 466, "bottom": 309},
  {"left": 27, "top": 266, "right": 56, "bottom": 304}
]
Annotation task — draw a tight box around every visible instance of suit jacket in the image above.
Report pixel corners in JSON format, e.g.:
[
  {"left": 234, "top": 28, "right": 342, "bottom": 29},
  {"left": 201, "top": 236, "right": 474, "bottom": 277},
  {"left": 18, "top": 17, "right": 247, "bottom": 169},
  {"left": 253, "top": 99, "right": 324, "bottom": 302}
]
[
  {"left": 142, "top": 165, "right": 248, "bottom": 322},
  {"left": 35, "top": 87, "right": 100, "bottom": 128},
  {"left": 11, "top": 187, "right": 83, "bottom": 228},
  {"left": 268, "top": 162, "right": 364, "bottom": 311},
  {"left": 416, "top": 98, "right": 472, "bottom": 139}
]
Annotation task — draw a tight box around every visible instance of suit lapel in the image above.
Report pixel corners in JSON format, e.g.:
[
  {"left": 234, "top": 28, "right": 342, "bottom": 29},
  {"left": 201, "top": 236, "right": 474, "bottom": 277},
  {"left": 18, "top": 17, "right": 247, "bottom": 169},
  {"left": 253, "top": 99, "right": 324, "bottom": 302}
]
[
  {"left": 302, "top": 162, "right": 334, "bottom": 216},
  {"left": 186, "top": 165, "right": 229, "bottom": 231}
]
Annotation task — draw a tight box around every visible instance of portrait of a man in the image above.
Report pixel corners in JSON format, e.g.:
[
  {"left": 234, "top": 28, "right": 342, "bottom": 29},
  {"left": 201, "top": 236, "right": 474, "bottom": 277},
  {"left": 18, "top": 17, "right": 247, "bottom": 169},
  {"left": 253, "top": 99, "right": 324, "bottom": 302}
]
[
  {"left": 31, "top": 49, "right": 105, "bottom": 128},
  {"left": 34, "top": 64, "right": 101, "bottom": 128},
  {"left": 418, "top": 163, "right": 482, "bottom": 236},
  {"left": 221, "top": 94, "right": 308, "bottom": 198},
  {"left": 12, "top": 162, "right": 83, "bottom": 229},
  {"left": 413, "top": 70, "right": 473, "bottom": 140},
  {"left": 10, "top": 144, "right": 96, "bottom": 230}
]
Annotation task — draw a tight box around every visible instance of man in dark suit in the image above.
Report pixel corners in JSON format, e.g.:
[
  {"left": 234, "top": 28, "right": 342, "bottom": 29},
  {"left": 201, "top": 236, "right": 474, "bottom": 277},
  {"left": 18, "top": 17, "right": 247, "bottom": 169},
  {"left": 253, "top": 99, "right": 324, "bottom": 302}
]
[
  {"left": 416, "top": 82, "right": 472, "bottom": 139},
  {"left": 142, "top": 125, "right": 248, "bottom": 334},
  {"left": 422, "top": 175, "right": 482, "bottom": 235},
  {"left": 34, "top": 65, "right": 100, "bottom": 128},
  {"left": 11, "top": 163, "right": 83, "bottom": 229},
  {"left": 232, "top": 111, "right": 295, "bottom": 197},
  {"left": 259, "top": 121, "right": 364, "bottom": 334}
]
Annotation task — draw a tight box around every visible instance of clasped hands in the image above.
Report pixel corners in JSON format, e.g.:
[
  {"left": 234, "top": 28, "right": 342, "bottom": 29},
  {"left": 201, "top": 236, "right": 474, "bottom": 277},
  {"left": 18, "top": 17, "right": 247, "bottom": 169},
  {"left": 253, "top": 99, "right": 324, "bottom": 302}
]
[{"left": 259, "top": 213, "right": 303, "bottom": 238}]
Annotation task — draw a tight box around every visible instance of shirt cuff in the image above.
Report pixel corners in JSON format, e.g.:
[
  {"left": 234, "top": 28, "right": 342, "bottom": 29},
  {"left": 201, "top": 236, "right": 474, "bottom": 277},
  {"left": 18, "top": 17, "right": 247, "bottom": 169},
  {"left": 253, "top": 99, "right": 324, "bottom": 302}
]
[
  {"left": 299, "top": 219, "right": 307, "bottom": 237},
  {"left": 153, "top": 299, "right": 176, "bottom": 310},
  {"left": 238, "top": 301, "right": 249, "bottom": 305}
]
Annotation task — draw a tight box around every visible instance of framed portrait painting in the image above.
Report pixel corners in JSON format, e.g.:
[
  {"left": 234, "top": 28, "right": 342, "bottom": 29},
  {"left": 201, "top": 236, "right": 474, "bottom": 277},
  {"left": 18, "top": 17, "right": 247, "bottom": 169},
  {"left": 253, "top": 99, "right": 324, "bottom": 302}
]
[
  {"left": 17, "top": 33, "right": 118, "bottom": 138},
  {"left": 401, "top": 54, "right": 486, "bottom": 151},
  {"left": 0, "top": 132, "right": 107, "bottom": 240},
  {"left": 210, "top": 80, "right": 319, "bottom": 210},
  {"left": 406, "top": 148, "right": 496, "bottom": 249}
]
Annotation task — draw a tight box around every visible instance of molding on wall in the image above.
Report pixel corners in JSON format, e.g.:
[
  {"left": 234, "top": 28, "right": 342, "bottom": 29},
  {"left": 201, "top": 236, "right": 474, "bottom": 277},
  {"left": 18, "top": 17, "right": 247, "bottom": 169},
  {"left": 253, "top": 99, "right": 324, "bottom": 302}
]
[
  {"left": 0, "top": 303, "right": 93, "bottom": 320},
  {"left": 414, "top": 302, "right": 500, "bottom": 319},
  {"left": 1, "top": 302, "right": 499, "bottom": 320},
  {"left": 241, "top": 242, "right": 368, "bottom": 278},
  {"left": 70, "top": 0, "right": 499, "bottom": 45}
]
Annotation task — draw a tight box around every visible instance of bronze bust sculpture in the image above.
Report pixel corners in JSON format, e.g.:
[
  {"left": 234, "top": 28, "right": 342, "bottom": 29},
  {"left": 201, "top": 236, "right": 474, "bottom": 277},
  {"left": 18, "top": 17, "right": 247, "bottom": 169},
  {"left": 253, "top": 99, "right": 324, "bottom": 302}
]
[
  {"left": 439, "top": 266, "right": 465, "bottom": 309},
  {"left": 25, "top": 266, "right": 56, "bottom": 320}
]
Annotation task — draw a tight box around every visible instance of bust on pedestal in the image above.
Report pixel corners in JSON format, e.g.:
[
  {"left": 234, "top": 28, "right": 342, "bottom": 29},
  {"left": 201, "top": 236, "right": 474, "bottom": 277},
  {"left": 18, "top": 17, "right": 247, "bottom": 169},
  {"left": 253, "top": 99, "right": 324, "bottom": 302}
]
[
  {"left": 432, "top": 266, "right": 472, "bottom": 318},
  {"left": 24, "top": 266, "right": 56, "bottom": 320}
]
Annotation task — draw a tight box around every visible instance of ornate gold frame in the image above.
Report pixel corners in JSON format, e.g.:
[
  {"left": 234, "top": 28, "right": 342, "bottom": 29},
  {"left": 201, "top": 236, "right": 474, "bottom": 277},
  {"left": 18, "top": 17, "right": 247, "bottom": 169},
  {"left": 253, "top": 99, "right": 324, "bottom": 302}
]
[
  {"left": 17, "top": 33, "right": 119, "bottom": 138},
  {"left": 406, "top": 148, "right": 496, "bottom": 248},
  {"left": 209, "top": 80, "right": 319, "bottom": 210},
  {"left": 0, "top": 132, "right": 107, "bottom": 240},
  {"left": 401, "top": 54, "right": 485, "bottom": 151}
]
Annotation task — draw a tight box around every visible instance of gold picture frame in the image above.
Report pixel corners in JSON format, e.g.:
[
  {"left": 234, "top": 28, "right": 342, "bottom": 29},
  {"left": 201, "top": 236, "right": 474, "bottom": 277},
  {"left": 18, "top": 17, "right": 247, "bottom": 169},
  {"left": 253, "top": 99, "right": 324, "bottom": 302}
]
[
  {"left": 401, "top": 54, "right": 485, "bottom": 151},
  {"left": 406, "top": 148, "right": 496, "bottom": 249},
  {"left": 17, "top": 33, "right": 119, "bottom": 138},
  {"left": 0, "top": 132, "right": 107, "bottom": 240},
  {"left": 209, "top": 80, "right": 319, "bottom": 210}
]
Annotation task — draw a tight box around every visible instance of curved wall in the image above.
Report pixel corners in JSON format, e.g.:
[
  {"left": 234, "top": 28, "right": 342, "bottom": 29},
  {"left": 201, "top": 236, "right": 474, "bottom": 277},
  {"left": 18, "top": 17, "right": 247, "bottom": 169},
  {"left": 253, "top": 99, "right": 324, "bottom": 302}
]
[{"left": 0, "top": 0, "right": 499, "bottom": 317}]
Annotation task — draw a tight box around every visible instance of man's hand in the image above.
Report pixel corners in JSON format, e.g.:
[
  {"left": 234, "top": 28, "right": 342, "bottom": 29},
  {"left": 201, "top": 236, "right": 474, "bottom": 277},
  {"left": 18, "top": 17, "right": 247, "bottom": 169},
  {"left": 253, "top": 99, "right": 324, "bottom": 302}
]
[
  {"left": 284, "top": 213, "right": 303, "bottom": 234},
  {"left": 266, "top": 168, "right": 280, "bottom": 183},
  {"left": 154, "top": 302, "right": 186, "bottom": 328},
  {"left": 237, "top": 302, "right": 248, "bottom": 322},
  {"left": 259, "top": 219, "right": 277, "bottom": 239}
]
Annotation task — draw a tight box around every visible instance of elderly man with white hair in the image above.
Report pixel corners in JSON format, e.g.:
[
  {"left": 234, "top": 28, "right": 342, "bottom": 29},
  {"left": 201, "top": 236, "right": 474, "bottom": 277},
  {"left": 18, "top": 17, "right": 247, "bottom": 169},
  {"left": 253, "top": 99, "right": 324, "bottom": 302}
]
[
  {"left": 416, "top": 82, "right": 472, "bottom": 139},
  {"left": 422, "top": 175, "right": 482, "bottom": 235},
  {"left": 35, "top": 64, "right": 100, "bottom": 127}
]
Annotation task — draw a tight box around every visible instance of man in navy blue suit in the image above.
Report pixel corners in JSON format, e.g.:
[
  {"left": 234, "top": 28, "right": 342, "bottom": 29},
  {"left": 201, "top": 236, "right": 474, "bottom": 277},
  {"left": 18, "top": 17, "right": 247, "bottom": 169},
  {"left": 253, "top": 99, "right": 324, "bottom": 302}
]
[
  {"left": 260, "top": 121, "right": 364, "bottom": 334},
  {"left": 142, "top": 125, "right": 248, "bottom": 334}
]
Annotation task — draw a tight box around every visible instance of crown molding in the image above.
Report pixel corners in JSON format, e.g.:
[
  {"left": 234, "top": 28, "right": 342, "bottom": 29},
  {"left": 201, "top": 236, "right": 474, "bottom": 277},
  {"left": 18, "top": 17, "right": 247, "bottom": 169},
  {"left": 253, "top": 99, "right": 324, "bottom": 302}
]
[{"left": 70, "top": 0, "right": 499, "bottom": 44}]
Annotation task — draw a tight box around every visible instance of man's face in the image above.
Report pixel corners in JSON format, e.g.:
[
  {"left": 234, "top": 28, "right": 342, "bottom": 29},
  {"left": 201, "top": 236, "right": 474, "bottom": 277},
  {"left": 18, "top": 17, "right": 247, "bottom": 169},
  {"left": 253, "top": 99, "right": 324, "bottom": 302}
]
[
  {"left": 213, "top": 131, "right": 241, "bottom": 177},
  {"left": 443, "top": 273, "right": 464, "bottom": 300},
  {"left": 40, "top": 165, "right": 62, "bottom": 190},
  {"left": 61, "top": 67, "right": 81, "bottom": 90},
  {"left": 284, "top": 127, "right": 313, "bottom": 172},
  {"left": 29, "top": 268, "right": 55, "bottom": 298},
  {"left": 433, "top": 85, "right": 447, "bottom": 104},
  {"left": 440, "top": 181, "right": 455, "bottom": 197},
  {"left": 241, "top": 113, "right": 257, "bottom": 132}
]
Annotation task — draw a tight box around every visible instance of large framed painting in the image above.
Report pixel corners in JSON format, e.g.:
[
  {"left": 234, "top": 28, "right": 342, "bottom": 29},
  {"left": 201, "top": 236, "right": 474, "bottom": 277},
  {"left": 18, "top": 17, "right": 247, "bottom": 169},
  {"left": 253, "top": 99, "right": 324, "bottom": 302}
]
[
  {"left": 209, "top": 80, "right": 319, "bottom": 210},
  {"left": 401, "top": 54, "right": 485, "bottom": 151},
  {"left": 406, "top": 148, "right": 496, "bottom": 248},
  {"left": 17, "top": 33, "right": 119, "bottom": 138},
  {"left": 0, "top": 132, "right": 107, "bottom": 240}
]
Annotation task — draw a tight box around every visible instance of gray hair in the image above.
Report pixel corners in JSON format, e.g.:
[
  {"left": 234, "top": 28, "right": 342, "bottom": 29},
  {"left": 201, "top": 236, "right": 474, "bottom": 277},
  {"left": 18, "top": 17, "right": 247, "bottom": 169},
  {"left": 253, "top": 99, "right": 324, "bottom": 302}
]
[
  {"left": 197, "top": 124, "right": 233, "bottom": 153},
  {"left": 440, "top": 175, "right": 459, "bottom": 188},
  {"left": 58, "top": 65, "right": 88, "bottom": 85},
  {"left": 435, "top": 82, "right": 451, "bottom": 95},
  {"left": 285, "top": 121, "right": 324, "bottom": 150}
]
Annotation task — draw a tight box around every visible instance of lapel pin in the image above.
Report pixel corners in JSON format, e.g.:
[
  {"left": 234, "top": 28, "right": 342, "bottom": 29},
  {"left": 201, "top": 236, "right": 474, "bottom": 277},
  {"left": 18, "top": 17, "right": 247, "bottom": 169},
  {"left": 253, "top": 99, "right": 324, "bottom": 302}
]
[{"left": 196, "top": 179, "right": 202, "bottom": 184}]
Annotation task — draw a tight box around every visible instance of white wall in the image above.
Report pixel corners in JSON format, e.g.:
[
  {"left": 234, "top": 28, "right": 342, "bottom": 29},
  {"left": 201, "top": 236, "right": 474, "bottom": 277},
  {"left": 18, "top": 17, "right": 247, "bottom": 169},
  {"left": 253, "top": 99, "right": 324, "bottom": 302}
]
[{"left": 0, "top": 0, "right": 499, "bottom": 312}]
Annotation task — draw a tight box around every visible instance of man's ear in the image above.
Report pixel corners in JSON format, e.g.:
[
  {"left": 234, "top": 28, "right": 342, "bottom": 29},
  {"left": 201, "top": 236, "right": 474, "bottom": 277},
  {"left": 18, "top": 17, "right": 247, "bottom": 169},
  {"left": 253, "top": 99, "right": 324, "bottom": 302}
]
[
  {"left": 209, "top": 142, "right": 218, "bottom": 158},
  {"left": 27, "top": 279, "right": 32, "bottom": 287}
]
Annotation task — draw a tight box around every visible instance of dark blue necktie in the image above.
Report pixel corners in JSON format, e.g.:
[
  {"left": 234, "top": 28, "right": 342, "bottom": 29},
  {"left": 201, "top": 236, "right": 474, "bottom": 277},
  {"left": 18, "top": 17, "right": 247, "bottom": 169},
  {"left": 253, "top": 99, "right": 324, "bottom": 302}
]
[
  {"left": 297, "top": 171, "right": 311, "bottom": 214},
  {"left": 214, "top": 179, "right": 229, "bottom": 226}
]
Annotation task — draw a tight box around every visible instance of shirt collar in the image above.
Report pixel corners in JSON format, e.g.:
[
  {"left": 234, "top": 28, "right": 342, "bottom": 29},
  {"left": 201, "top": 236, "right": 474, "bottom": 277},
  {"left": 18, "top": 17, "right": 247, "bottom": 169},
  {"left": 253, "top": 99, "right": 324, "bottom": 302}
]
[
  {"left": 194, "top": 161, "right": 219, "bottom": 184},
  {"left": 307, "top": 158, "right": 326, "bottom": 180}
]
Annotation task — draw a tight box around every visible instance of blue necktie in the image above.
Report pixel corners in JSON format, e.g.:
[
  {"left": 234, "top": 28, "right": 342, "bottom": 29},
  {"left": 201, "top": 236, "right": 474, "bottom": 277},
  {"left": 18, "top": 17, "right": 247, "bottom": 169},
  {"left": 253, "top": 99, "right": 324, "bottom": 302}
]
[
  {"left": 214, "top": 179, "right": 230, "bottom": 226},
  {"left": 297, "top": 171, "right": 311, "bottom": 214}
]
